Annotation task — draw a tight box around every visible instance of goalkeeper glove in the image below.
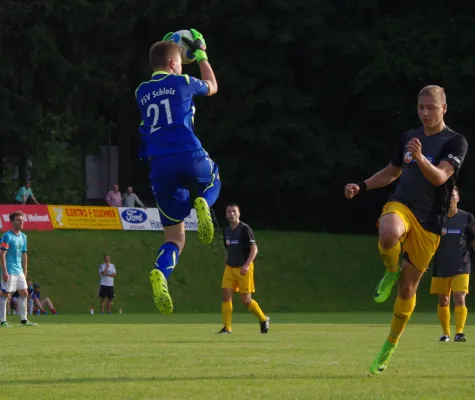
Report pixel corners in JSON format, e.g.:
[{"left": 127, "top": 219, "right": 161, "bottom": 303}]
[{"left": 182, "top": 28, "right": 208, "bottom": 63}]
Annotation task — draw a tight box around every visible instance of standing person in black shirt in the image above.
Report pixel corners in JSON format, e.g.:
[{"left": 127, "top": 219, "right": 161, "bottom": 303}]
[
  {"left": 345, "top": 85, "right": 468, "bottom": 374},
  {"left": 430, "top": 187, "right": 475, "bottom": 343},
  {"left": 216, "top": 203, "right": 269, "bottom": 334}
]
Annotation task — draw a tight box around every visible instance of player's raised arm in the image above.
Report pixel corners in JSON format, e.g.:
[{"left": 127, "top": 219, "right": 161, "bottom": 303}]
[
  {"left": 182, "top": 29, "right": 218, "bottom": 96},
  {"left": 345, "top": 164, "right": 401, "bottom": 199}
]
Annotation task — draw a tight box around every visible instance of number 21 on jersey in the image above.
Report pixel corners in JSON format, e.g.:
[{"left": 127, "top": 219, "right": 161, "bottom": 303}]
[{"left": 147, "top": 99, "right": 172, "bottom": 133}]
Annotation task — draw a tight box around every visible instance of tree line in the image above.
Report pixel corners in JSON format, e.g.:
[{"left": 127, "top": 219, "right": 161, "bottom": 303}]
[{"left": 1, "top": 0, "right": 474, "bottom": 232}]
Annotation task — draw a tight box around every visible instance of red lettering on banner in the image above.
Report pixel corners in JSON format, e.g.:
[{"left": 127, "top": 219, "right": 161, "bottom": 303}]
[{"left": 92, "top": 209, "right": 115, "bottom": 218}]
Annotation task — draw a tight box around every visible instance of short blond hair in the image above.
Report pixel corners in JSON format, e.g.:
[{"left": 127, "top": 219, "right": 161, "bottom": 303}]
[{"left": 418, "top": 85, "right": 446, "bottom": 103}]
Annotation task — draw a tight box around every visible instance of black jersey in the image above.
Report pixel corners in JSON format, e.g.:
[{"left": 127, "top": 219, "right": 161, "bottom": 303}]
[
  {"left": 390, "top": 127, "right": 468, "bottom": 234},
  {"left": 223, "top": 222, "right": 256, "bottom": 267},
  {"left": 432, "top": 210, "right": 475, "bottom": 277}
]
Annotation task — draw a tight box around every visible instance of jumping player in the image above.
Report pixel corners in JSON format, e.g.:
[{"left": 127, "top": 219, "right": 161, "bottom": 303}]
[{"left": 135, "top": 29, "right": 221, "bottom": 314}]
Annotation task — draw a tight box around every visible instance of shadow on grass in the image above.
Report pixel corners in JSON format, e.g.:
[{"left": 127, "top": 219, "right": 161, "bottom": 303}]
[{"left": 0, "top": 373, "right": 471, "bottom": 386}]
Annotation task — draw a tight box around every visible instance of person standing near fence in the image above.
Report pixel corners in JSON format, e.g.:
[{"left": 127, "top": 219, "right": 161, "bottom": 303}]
[{"left": 98, "top": 255, "right": 116, "bottom": 314}]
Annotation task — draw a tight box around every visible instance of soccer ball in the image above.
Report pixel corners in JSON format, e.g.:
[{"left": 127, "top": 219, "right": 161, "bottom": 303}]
[{"left": 167, "top": 30, "right": 196, "bottom": 64}]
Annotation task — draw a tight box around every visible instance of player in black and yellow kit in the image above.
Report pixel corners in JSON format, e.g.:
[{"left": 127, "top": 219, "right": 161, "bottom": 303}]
[
  {"left": 431, "top": 187, "right": 475, "bottom": 343},
  {"left": 216, "top": 204, "right": 269, "bottom": 334},
  {"left": 345, "top": 85, "right": 468, "bottom": 374}
]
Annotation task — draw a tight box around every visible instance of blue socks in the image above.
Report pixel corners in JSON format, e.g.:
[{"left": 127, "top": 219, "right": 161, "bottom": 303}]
[{"left": 154, "top": 242, "right": 180, "bottom": 280}]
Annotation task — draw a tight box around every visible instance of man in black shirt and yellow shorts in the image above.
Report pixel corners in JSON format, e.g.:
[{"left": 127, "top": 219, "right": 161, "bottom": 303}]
[
  {"left": 216, "top": 203, "right": 269, "bottom": 334},
  {"left": 431, "top": 186, "right": 475, "bottom": 343},
  {"left": 345, "top": 85, "right": 468, "bottom": 374}
]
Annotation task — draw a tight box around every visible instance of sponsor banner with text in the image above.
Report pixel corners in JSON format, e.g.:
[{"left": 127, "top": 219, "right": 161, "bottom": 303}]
[
  {"left": 0, "top": 205, "right": 53, "bottom": 231},
  {"left": 118, "top": 207, "right": 198, "bottom": 231},
  {"left": 47, "top": 205, "right": 122, "bottom": 230}
]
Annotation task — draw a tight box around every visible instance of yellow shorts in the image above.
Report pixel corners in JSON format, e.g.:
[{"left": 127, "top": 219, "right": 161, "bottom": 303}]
[
  {"left": 379, "top": 201, "right": 440, "bottom": 272},
  {"left": 430, "top": 274, "right": 470, "bottom": 295},
  {"left": 221, "top": 263, "right": 255, "bottom": 294}
]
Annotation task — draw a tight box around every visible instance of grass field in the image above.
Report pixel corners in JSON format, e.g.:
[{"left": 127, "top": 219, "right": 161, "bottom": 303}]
[
  {"left": 21, "top": 230, "right": 472, "bottom": 313},
  {"left": 1, "top": 313, "right": 474, "bottom": 400}
]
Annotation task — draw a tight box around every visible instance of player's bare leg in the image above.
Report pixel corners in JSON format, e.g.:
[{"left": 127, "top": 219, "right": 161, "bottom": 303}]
[
  {"left": 150, "top": 223, "right": 184, "bottom": 315},
  {"left": 374, "top": 213, "right": 405, "bottom": 303},
  {"left": 370, "top": 260, "right": 421, "bottom": 374},
  {"left": 454, "top": 291, "right": 467, "bottom": 342}
]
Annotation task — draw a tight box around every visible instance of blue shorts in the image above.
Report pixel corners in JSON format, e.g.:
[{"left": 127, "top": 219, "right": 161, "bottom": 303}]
[{"left": 149, "top": 149, "right": 220, "bottom": 226}]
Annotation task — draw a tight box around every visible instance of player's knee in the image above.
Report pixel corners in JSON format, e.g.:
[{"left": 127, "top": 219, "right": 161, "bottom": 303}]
[
  {"left": 379, "top": 215, "right": 405, "bottom": 249},
  {"left": 398, "top": 282, "right": 417, "bottom": 300},
  {"left": 378, "top": 230, "right": 400, "bottom": 250},
  {"left": 240, "top": 295, "right": 252, "bottom": 307},
  {"left": 439, "top": 295, "right": 450, "bottom": 307},
  {"left": 222, "top": 289, "right": 233, "bottom": 302},
  {"left": 454, "top": 292, "right": 466, "bottom": 307}
]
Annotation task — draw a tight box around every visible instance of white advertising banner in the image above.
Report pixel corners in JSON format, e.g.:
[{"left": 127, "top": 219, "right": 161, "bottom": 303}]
[{"left": 118, "top": 208, "right": 198, "bottom": 231}]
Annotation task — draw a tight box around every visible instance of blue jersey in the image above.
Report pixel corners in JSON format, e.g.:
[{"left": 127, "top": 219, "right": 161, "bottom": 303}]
[
  {"left": 135, "top": 71, "right": 210, "bottom": 158},
  {"left": 0, "top": 230, "right": 27, "bottom": 275}
]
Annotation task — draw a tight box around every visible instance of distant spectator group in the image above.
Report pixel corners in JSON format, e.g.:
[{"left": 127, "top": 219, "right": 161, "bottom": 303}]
[{"left": 105, "top": 184, "right": 145, "bottom": 208}]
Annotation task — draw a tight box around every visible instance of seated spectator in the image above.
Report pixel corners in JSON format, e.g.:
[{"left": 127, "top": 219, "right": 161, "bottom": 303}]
[
  {"left": 14, "top": 181, "right": 40, "bottom": 204},
  {"left": 105, "top": 184, "right": 122, "bottom": 207},
  {"left": 122, "top": 186, "right": 145, "bottom": 208},
  {"left": 7, "top": 291, "right": 19, "bottom": 315},
  {"left": 32, "top": 283, "right": 57, "bottom": 315}
]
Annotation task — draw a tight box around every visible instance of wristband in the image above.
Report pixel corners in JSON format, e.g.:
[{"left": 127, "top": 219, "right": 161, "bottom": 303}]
[{"left": 356, "top": 181, "right": 367, "bottom": 192}]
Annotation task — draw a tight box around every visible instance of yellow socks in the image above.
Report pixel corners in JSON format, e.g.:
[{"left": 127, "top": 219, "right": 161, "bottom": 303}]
[
  {"left": 248, "top": 300, "right": 266, "bottom": 322},
  {"left": 388, "top": 295, "right": 416, "bottom": 344},
  {"left": 455, "top": 306, "right": 468, "bottom": 334},
  {"left": 378, "top": 241, "right": 401, "bottom": 273},
  {"left": 437, "top": 305, "right": 451, "bottom": 336},
  {"left": 222, "top": 301, "right": 233, "bottom": 331}
]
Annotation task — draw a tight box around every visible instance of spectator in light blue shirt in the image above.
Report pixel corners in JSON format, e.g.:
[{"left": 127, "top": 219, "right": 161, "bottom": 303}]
[{"left": 14, "top": 182, "right": 39, "bottom": 205}]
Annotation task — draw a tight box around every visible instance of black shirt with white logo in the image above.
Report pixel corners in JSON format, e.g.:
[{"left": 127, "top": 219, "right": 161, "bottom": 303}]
[
  {"left": 432, "top": 209, "right": 475, "bottom": 277},
  {"left": 223, "top": 222, "right": 256, "bottom": 267},
  {"left": 390, "top": 127, "right": 468, "bottom": 234}
]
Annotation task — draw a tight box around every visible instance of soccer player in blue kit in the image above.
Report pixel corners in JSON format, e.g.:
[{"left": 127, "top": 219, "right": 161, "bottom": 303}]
[{"left": 135, "top": 29, "right": 220, "bottom": 315}]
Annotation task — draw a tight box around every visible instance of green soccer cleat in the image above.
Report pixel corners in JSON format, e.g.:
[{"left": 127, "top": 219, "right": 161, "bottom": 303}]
[
  {"left": 149, "top": 269, "right": 173, "bottom": 315},
  {"left": 374, "top": 270, "right": 400, "bottom": 303},
  {"left": 21, "top": 320, "right": 38, "bottom": 327},
  {"left": 194, "top": 197, "right": 214, "bottom": 244},
  {"left": 370, "top": 340, "right": 397, "bottom": 375},
  {"left": 0, "top": 321, "right": 13, "bottom": 328}
]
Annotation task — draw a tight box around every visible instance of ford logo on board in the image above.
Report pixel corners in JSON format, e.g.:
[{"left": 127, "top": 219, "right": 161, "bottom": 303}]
[{"left": 121, "top": 209, "right": 147, "bottom": 224}]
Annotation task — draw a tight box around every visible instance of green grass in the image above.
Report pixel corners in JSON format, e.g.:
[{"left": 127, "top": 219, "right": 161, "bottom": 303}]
[
  {"left": 1, "top": 313, "right": 474, "bottom": 400},
  {"left": 23, "top": 230, "right": 465, "bottom": 313}
]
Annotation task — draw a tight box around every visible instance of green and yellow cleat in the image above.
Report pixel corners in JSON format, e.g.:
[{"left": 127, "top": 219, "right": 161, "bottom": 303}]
[
  {"left": 21, "top": 320, "right": 38, "bottom": 327},
  {"left": 149, "top": 269, "right": 173, "bottom": 315},
  {"left": 194, "top": 197, "right": 214, "bottom": 244},
  {"left": 370, "top": 340, "right": 397, "bottom": 375},
  {"left": 0, "top": 321, "right": 13, "bottom": 328},
  {"left": 374, "top": 270, "right": 400, "bottom": 303}
]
